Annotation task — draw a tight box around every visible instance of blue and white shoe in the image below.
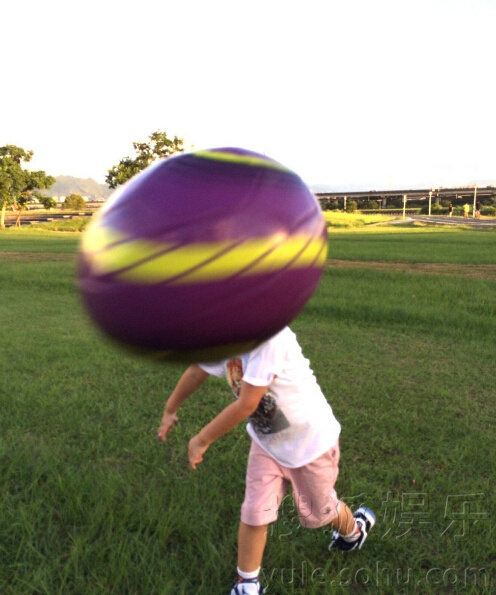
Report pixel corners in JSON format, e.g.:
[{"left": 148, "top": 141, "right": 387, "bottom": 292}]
[
  {"left": 230, "top": 577, "right": 265, "bottom": 594},
  {"left": 329, "top": 507, "right": 376, "bottom": 551}
]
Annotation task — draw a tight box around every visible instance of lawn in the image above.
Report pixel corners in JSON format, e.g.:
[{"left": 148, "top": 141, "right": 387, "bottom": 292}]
[{"left": 0, "top": 226, "right": 494, "bottom": 594}]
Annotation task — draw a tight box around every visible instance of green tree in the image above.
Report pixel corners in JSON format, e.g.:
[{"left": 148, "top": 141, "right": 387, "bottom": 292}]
[
  {"left": 345, "top": 200, "right": 358, "bottom": 213},
  {"left": 0, "top": 145, "right": 55, "bottom": 229},
  {"left": 106, "top": 130, "right": 184, "bottom": 189},
  {"left": 36, "top": 194, "right": 57, "bottom": 210},
  {"left": 62, "top": 194, "right": 86, "bottom": 211}
]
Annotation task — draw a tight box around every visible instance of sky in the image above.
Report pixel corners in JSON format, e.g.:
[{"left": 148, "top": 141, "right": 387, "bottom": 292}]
[{"left": 2, "top": 0, "right": 495, "bottom": 190}]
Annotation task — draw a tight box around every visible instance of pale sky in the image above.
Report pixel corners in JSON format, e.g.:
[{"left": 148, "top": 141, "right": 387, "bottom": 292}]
[{"left": 2, "top": 0, "right": 495, "bottom": 190}]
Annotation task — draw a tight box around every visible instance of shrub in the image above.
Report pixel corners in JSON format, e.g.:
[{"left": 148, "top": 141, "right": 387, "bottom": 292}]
[
  {"left": 42, "top": 196, "right": 57, "bottom": 210},
  {"left": 320, "top": 199, "right": 340, "bottom": 211},
  {"left": 420, "top": 203, "right": 445, "bottom": 215},
  {"left": 62, "top": 194, "right": 86, "bottom": 211},
  {"left": 357, "top": 200, "right": 380, "bottom": 210},
  {"left": 30, "top": 218, "right": 91, "bottom": 232},
  {"left": 481, "top": 206, "right": 496, "bottom": 216}
]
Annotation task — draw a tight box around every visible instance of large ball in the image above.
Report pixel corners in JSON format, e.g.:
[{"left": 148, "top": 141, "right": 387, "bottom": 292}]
[{"left": 77, "top": 148, "right": 328, "bottom": 362}]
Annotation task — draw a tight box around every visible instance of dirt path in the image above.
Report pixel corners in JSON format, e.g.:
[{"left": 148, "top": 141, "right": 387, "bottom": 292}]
[
  {"left": 3, "top": 252, "right": 496, "bottom": 280},
  {"left": 1, "top": 252, "right": 75, "bottom": 262},
  {"left": 329, "top": 259, "right": 496, "bottom": 279}
]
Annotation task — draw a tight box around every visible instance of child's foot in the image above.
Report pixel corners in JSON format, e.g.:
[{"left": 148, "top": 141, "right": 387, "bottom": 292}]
[
  {"left": 230, "top": 577, "right": 264, "bottom": 594},
  {"left": 329, "top": 507, "right": 376, "bottom": 551}
]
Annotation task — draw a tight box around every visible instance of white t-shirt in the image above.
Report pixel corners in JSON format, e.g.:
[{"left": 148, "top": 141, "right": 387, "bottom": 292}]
[{"left": 200, "top": 327, "right": 341, "bottom": 468}]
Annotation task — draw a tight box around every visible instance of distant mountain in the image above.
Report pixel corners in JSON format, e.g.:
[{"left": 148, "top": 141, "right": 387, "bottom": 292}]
[{"left": 43, "top": 176, "right": 113, "bottom": 200}]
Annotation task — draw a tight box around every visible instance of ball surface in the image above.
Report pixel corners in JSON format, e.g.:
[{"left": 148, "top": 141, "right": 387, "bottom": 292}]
[{"left": 77, "top": 148, "right": 328, "bottom": 362}]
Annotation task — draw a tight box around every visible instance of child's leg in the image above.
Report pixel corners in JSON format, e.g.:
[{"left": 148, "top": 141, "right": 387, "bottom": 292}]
[
  {"left": 237, "top": 521, "right": 268, "bottom": 572},
  {"left": 328, "top": 500, "right": 359, "bottom": 537},
  {"left": 233, "top": 442, "right": 287, "bottom": 591},
  {"left": 280, "top": 445, "right": 375, "bottom": 554}
]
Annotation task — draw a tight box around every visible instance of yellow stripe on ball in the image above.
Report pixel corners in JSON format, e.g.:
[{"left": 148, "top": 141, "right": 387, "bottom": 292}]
[
  {"left": 82, "top": 224, "right": 327, "bottom": 285},
  {"left": 82, "top": 224, "right": 169, "bottom": 275},
  {"left": 194, "top": 150, "right": 290, "bottom": 172}
]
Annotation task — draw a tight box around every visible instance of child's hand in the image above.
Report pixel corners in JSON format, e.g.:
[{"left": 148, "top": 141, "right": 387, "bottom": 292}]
[
  {"left": 157, "top": 411, "right": 179, "bottom": 441},
  {"left": 188, "top": 434, "right": 209, "bottom": 470}
]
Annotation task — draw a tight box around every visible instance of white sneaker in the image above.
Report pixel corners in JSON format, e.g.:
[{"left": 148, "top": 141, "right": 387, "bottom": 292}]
[
  {"left": 329, "top": 507, "right": 376, "bottom": 551},
  {"left": 230, "top": 578, "right": 264, "bottom": 594}
]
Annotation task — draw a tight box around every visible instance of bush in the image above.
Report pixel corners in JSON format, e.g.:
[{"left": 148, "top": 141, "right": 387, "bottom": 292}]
[
  {"left": 357, "top": 200, "right": 380, "bottom": 210},
  {"left": 62, "top": 194, "right": 86, "bottom": 211},
  {"left": 420, "top": 203, "right": 445, "bottom": 215},
  {"left": 345, "top": 200, "right": 358, "bottom": 213},
  {"left": 320, "top": 199, "right": 340, "bottom": 211},
  {"left": 481, "top": 206, "right": 496, "bottom": 216},
  {"left": 30, "top": 218, "right": 91, "bottom": 232},
  {"left": 42, "top": 197, "right": 57, "bottom": 210}
]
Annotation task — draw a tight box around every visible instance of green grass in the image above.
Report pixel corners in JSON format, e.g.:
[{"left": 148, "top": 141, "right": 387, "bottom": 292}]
[
  {"left": 323, "top": 212, "right": 399, "bottom": 228},
  {"left": 328, "top": 226, "right": 496, "bottom": 264},
  {"left": 0, "top": 228, "right": 81, "bottom": 252},
  {"left": 0, "top": 227, "right": 495, "bottom": 594}
]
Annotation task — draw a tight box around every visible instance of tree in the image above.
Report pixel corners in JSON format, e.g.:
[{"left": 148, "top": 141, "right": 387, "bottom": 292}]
[
  {"left": 106, "top": 130, "right": 184, "bottom": 189},
  {"left": 345, "top": 200, "right": 358, "bottom": 213},
  {"left": 36, "top": 194, "right": 57, "bottom": 210},
  {"left": 62, "top": 194, "right": 86, "bottom": 211},
  {"left": 0, "top": 145, "right": 55, "bottom": 229}
]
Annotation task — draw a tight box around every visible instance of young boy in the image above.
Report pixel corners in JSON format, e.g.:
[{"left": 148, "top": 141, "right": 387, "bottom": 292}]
[{"left": 158, "top": 326, "right": 375, "bottom": 595}]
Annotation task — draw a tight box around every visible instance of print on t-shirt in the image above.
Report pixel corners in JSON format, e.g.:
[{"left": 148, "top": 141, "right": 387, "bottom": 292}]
[{"left": 226, "top": 358, "right": 290, "bottom": 436}]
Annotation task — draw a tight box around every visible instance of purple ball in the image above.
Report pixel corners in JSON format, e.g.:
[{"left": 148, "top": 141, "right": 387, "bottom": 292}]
[{"left": 77, "top": 148, "right": 328, "bottom": 362}]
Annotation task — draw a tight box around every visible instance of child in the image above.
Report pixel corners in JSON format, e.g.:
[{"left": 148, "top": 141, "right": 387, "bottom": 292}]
[{"left": 158, "top": 326, "right": 375, "bottom": 595}]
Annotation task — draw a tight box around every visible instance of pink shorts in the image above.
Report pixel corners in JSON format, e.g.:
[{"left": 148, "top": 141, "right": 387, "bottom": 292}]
[{"left": 241, "top": 440, "right": 340, "bottom": 529}]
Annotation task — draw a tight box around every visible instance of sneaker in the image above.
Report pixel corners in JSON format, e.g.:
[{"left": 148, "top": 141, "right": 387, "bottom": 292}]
[
  {"left": 230, "top": 577, "right": 265, "bottom": 594},
  {"left": 329, "top": 507, "right": 376, "bottom": 551}
]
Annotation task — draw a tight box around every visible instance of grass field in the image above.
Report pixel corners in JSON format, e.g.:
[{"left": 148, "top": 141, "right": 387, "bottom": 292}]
[{"left": 0, "top": 225, "right": 495, "bottom": 594}]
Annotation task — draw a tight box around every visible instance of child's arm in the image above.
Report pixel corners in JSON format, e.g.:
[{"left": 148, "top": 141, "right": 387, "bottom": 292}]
[
  {"left": 188, "top": 380, "right": 267, "bottom": 469},
  {"left": 158, "top": 364, "right": 210, "bottom": 441}
]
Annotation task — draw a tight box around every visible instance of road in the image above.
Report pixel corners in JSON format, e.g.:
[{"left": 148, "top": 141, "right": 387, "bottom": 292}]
[
  {"left": 4, "top": 211, "right": 496, "bottom": 229},
  {"left": 3, "top": 211, "right": 93, "bottom": 228},
  {"left": 409, "top": 215, "right": 496, "bottom": 227}
]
